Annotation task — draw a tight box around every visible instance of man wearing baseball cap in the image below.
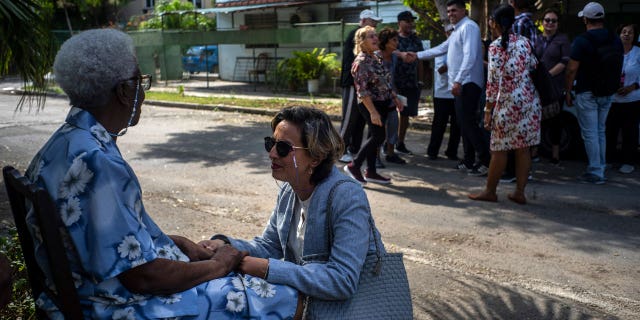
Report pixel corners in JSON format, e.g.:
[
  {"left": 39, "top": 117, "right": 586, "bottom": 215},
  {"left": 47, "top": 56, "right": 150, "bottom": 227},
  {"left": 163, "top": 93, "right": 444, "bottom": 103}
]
[
  {"left": 339, "top": 9, "right": 382, "bottom": 163},
  {"left": 564, "top": 2, "right": 624, "bottom": 184},
  {"left": 394, "top": 10, "right": 423, "bottom": 156}
]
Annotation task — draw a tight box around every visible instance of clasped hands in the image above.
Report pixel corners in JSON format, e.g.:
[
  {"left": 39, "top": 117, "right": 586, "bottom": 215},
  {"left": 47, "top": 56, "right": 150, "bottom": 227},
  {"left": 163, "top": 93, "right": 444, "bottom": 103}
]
[
  {"left": 198, "top": 239, "right": 269, "bottom": 279},
  {"left": 171, "top": 235, "right": 248, "bottom": 275},
  {"left": 395, "top": 51, "right": 417, "bottom": 63}
]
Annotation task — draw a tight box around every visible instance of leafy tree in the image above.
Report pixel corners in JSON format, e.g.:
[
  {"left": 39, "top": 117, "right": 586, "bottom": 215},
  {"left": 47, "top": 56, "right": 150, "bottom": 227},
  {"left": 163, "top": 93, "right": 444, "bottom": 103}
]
[
  {"left": 0, "top": 0, "right": 56, "bottom": 110},
  {"left": 403, "top": 0, "right": 449, "bottom": 44},
  {"left": 135, "top": 0, "right": 216, "bottom": 31},
  {"left": 54, "top": 0, "right": 134, "bottom": 33},
  {"left": 404, "top": 0, "right": 499, "bottom": 44}
]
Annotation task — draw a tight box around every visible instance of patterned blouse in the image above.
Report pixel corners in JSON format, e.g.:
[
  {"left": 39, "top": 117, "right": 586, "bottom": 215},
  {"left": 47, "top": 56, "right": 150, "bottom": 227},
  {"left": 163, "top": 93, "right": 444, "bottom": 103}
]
[
  {"left": 25, "top": 107, "right": 298, "bottom": 319},
  {"left": 351, "top": 51, "right": 394, "bottom": 102}
]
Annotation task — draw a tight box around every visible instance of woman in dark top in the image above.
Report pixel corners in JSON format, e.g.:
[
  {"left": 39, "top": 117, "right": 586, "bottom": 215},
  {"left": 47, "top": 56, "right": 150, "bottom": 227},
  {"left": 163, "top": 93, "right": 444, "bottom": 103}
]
[
  {"left": 344, "top": 26, "right": 402, "bottom": 185},
  {"left": 535, "top": 8, "right": 571, "bottom": 165}
]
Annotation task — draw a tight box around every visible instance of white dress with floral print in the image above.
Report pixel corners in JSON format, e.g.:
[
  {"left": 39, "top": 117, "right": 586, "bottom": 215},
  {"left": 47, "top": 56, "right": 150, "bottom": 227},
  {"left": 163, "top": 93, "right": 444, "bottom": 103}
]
[
  {"left": 25, "top": 107, "right": 297, "bottom": 319},
  {"left": 486, "top": 33, "right": 541, "bottom": 151}
]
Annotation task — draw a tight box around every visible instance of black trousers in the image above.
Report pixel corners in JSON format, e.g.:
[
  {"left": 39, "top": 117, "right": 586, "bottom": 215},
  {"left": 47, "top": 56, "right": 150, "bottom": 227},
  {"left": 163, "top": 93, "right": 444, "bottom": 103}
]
[
  {"left": 428, "top": 97, "right": 461, "bottom": 158},
  {"left": 340, "top": 86, "right": 366, "bottom": 154},
  {"left": 455, "top": 83, "right": 490, "bottom": 167},
  {"left": 354, "top": 100, "right": 391, "bottom": 172},
  {"left": 606, "top": 100, "right": 640, "bottom": 164}
]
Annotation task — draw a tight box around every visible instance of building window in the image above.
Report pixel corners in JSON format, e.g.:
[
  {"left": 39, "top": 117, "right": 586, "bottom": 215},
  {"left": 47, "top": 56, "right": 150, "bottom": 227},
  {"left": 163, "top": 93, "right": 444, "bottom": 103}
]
[
  {"left": 245, "top": 13, "right": 277, "bottom": 29},
  {"left": 192, "top": 0, "right": 202, "bottom": 8},
  {"left": 145, "top": 0, "right": 154, "bottom": 8}
]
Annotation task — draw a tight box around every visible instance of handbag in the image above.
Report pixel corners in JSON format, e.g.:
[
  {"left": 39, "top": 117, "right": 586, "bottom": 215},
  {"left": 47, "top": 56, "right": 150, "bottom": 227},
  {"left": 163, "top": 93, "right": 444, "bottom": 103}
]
[
  {"left": 303, "top": 180, "right": 413, "bottom": 319},
  {"left": 532, "top": 57, "right": 562, "bottom": 120}
]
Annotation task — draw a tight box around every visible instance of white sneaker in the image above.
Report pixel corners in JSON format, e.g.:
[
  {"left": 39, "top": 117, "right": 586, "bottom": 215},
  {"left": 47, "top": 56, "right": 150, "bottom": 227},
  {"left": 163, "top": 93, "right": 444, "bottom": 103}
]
[
  {"left": 619, "top": 164, "right": 635, "bottom": 174},
  {"left": 339, "top": 152, "right": 353, "bottom": 163}
]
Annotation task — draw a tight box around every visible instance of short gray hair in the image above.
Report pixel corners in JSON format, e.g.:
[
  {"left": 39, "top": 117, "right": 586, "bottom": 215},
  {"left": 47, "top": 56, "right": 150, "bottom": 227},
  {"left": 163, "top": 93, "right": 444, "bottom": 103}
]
[{"left": 53, "top": 29, "right": 137, "bottom": 109}]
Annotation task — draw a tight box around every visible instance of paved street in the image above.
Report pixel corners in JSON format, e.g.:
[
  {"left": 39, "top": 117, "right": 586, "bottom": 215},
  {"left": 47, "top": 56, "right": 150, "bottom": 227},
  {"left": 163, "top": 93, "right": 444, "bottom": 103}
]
[{"left": 1, "top": 92, "right": 639, "bottom": 319}]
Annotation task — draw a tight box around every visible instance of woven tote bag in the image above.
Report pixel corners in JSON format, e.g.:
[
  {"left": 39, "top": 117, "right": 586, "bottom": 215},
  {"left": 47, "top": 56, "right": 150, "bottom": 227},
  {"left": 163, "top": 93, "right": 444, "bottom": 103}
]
[{"left": 303, "top": 180, "right": 413, "bottom": 319}]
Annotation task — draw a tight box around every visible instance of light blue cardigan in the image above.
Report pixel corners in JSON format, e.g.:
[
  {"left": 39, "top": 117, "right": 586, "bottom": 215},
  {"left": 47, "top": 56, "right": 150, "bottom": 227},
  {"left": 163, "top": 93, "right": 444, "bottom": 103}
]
[{"left": 228, "top": 166, "right": 385, "bottom": 300}]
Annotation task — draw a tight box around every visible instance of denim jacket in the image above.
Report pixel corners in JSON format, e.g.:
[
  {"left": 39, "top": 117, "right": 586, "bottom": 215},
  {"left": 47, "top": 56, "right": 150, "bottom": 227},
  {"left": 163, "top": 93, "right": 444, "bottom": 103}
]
[{"left": 228, "top": 166, "right": 385, "bottom": 300}]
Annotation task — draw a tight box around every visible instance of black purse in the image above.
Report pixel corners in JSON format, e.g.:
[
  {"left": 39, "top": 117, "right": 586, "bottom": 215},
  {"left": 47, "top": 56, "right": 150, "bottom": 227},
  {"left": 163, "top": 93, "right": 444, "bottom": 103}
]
[
  {"left": 303, "top": 180, "right": 413, "bottom": 319},
  {"left": 532, "top": 54, "right": 562, "bottom": 120}
]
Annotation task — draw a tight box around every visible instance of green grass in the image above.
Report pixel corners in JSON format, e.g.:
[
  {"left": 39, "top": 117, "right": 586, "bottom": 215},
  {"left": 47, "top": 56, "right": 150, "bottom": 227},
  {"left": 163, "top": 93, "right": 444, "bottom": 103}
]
[{"left": 144, "top": 91, "right": 341, "bottom": 115}]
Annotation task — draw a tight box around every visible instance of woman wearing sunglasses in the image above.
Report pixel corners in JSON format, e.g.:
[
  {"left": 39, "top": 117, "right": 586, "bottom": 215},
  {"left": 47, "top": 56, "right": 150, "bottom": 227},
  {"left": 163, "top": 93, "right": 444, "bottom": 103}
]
[
  {"left": 343, "top": 25, "right": 404, "bottom": 184},
  {"left": 535, "top": 8, "right": 571, "bottom": 165},
  {"left": 200, "top": 106, "right": 387, "bottom": 313}
]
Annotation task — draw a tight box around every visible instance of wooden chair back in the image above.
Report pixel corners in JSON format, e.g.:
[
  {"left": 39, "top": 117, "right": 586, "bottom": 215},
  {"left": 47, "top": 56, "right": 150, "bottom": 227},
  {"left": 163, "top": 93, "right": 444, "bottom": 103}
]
[{"left": 2, "top": 166, "right": 83, "bottom": 319}]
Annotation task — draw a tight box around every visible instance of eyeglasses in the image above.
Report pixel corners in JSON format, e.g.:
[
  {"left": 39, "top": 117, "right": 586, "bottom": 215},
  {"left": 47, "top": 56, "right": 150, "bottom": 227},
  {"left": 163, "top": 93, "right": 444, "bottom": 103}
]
[
  {"left": 127, "top": 74, "right": 152, "bottom": 91},
  {"left": 264, "top": 137, "right": 307, "bottom": 158},
  {"left": 544, "top": 18, "right": 558, "bottom": 23}
]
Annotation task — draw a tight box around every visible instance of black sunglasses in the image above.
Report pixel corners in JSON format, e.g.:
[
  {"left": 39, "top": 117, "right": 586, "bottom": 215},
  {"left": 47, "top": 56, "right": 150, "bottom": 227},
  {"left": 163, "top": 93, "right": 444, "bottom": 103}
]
[
  {"left": 544, "top": 18, "right": 558, "bottom": 23},
  {"left": 264, "top": 137, "right": 307, "bottom": 157}
]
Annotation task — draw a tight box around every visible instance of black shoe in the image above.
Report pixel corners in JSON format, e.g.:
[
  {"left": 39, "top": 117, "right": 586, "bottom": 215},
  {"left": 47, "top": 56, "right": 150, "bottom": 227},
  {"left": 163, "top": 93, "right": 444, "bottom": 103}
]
[
  {"left": 455, "top": 162, "right": 470, "bottom": 171},
  {"left": 386, "top": 154, "right": 406, "bottom": 164},
  {"left": 427, "top": 154, "right": 438, "bottom": 160},
  {"left": 395, "top": 143, "right": 413, "bottom": 155},
  {"left": 499, "top": 173, "right": 516, "bottom": 183}
]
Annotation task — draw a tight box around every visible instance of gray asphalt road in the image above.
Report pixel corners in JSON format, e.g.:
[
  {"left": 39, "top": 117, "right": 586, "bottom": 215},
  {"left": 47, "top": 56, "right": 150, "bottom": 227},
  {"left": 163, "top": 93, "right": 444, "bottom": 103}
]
[{"left": 1, "top": 93, "right": 639, "bottom": 319}]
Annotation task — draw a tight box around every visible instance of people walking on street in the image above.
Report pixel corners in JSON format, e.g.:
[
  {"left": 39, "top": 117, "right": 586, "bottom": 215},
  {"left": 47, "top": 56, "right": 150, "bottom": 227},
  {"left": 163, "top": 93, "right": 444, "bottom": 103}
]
[
  {"left": 427, "top": 24, "right": 460, "bottom": 161},
  {"left": 344, "top": 26, "right": 403, "bottom": 185},
  {"left": 339, "top": 9, "right": 382, "bottom": 163},
  {"left": 378, "top": 27, "right": 407, "bottom": 165},
  {"left": 606, "top": 23, "right": 640, "bottom": 174},
  {"left": 416, "top": 0, "right": 489, "bottom": 176},
  {"left": 564, "top": 1, "right": 624, "bottom": 184},
  {"left": 394, "top": 10, "right": 424, "bottom": 156},
  {"left": 468, "top": 4, "right": 541, "bottom": 205},
  {"left": 534, "top": 8, "right": 571, "bottom": 166}
]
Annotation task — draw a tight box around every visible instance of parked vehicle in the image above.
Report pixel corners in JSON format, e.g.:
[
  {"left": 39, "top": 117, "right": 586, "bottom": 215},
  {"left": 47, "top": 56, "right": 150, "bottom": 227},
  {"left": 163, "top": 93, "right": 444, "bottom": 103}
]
[{"left": 182, "top": 45, "right": 218, "bottom": 73}]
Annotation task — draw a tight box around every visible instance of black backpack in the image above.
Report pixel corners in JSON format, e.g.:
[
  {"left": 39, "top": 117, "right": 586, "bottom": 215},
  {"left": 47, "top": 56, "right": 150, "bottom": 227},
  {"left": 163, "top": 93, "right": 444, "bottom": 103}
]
[{"left": 583, "top": 31, "right": 624, "bottom": 97}]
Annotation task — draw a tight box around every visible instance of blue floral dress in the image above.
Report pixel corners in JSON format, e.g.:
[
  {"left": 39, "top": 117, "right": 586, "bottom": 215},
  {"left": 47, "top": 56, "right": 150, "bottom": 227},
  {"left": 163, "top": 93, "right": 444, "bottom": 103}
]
[{"left": 25, "top": 107, "right": 298, "bottom": 319}]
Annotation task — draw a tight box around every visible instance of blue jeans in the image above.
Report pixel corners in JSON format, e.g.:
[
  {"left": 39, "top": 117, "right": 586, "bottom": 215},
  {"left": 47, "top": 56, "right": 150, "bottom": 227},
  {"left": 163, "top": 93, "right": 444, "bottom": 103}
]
[{"left": 574, "top": 92, "right": 612, "bottom": 178}]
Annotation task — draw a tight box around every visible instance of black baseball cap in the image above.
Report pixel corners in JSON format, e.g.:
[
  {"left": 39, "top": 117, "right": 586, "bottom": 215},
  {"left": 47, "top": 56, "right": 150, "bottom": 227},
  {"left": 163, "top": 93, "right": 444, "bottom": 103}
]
[{"left": 397, "top": 11, "right": 417, "bottom": 22}]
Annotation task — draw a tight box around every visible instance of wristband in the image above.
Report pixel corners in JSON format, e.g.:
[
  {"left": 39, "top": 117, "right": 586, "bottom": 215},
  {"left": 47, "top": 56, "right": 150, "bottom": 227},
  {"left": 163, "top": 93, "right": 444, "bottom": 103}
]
[
  {"left": 210, "top": 234, "right": 230, "bottom": 245},
  {"left": 263, "top": 262, "right": 270, "bottom": 279}
]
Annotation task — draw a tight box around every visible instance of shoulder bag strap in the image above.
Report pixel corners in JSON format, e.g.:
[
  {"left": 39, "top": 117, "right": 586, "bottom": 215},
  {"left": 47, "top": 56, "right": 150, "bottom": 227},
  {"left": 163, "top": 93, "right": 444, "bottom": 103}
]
[{"left": 325, "top": 180, "right": 383, "bottom": 275}]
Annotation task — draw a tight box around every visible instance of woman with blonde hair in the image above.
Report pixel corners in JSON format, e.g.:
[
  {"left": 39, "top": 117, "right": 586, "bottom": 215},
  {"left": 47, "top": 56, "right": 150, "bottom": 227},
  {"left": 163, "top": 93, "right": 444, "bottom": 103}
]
[{"left": 343, "top": 26, "right": 403, "bottom": 184}]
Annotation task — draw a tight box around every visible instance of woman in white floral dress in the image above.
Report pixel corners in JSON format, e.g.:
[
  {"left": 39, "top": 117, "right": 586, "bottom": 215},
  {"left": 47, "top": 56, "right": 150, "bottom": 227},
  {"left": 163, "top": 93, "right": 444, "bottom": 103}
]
[
  {"left": 25, "top": 29, "right": 299, "bottom": 319},
  {"left": 469, "top": 4, "right": 541, "bottom": 205}
]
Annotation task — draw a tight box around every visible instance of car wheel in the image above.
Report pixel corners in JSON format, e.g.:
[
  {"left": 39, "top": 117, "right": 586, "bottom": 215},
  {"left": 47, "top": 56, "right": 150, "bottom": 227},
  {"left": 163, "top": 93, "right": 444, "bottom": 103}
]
[{"left": 539, "top": 111, "right": 585, "bottom": 160}]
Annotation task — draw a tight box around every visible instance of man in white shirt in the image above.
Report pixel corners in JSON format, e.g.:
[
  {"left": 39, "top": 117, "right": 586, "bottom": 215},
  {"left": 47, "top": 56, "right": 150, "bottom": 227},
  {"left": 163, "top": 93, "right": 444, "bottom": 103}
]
[
  {"left": 416, "top": 0, "right": 489, "bottom": 176},
  {"left": 427, "top": 24, "right": 461, "bottom": 161}
]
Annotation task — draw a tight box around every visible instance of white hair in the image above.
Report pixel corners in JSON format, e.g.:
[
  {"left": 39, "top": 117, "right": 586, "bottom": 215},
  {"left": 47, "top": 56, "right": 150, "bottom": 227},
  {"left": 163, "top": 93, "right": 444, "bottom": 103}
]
[{"left": 53, "top": 29, "right": 137, "bottom": 109}]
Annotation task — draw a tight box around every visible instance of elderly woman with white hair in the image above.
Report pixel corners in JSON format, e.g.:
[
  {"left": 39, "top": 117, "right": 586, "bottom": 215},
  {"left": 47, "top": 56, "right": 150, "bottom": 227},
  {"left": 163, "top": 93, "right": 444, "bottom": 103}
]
[{"left": 24, "top": 29, "right": 300, "bottom": 319}]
